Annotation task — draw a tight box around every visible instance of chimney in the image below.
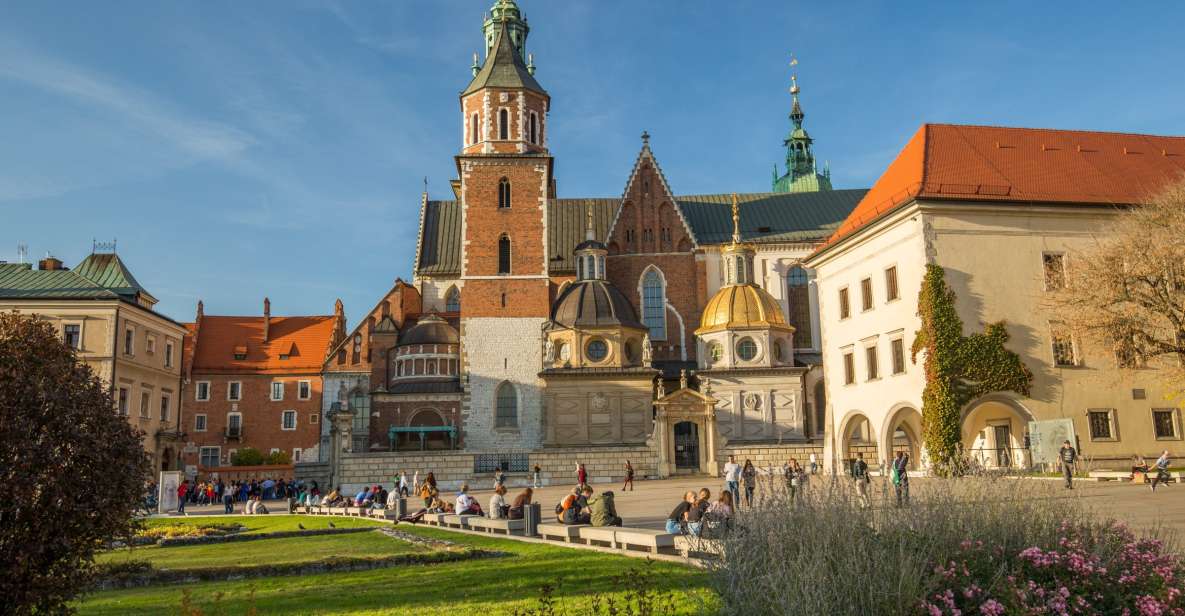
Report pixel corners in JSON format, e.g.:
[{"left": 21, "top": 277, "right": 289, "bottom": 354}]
[
  {"left": 38, "top": 255, "right": 64, "bottom": 271},
  {"left": 263, "top": 297, "right": 271, "bottom": 342}
]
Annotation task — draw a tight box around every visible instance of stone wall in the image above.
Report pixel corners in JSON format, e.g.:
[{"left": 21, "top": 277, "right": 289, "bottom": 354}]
[
  {"left": 722, "top": 442, "right": 824, "bottom": 472},
  {"left": 461, "top": 316, "right": 546, "bottom": 451}
]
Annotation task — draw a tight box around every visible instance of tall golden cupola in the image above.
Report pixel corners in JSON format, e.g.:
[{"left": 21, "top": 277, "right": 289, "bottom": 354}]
[{"left": 696, "top": 194, "right": 795, "bottom": 369}]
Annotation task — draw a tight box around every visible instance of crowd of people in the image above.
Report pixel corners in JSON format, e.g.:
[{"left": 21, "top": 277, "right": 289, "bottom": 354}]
[{"left": 174, "top": 476, "right": 301, "bottom": 514}]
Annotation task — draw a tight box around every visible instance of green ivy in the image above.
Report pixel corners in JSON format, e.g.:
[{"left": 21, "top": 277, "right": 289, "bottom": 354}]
[{"left": 911, "top": 264, "right": 1033, "bottom": 473}]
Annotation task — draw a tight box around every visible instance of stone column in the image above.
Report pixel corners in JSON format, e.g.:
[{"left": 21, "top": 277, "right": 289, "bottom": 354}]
[
  {"left": 704, "top": 413, "right": 720, "bottom": 475},
  {"left": 327, "top": 407, "right": 355, "bottom": 489}
]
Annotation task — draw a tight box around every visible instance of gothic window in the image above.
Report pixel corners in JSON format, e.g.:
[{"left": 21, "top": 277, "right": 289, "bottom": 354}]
[
  {"left": 813, "top": 380, "right": 826, "bottom": 436},
  {"left": 641, "top": 268, "right": 666, "bottom": 341},
  {"left": 786, "top": 266, "right": 813, "bottom": 347},
  {"left": 348, "top": 388, "right": 370, "bottom": 448},
  {"left": 445, "top": 286, "right": 461, "bottom": 312},
  {"left": 529, "top": 112, "right": 538, "bottom": 144},
  {"left": 498, "top": 235, "right": 511, "bottom": 274},
  {"left": 471, "top": 112, "right": 479, "bottom": 145},
  {"left": 499, "top": 108, "right": 509, "bottom": 140},
  {"left": 498, "top": 177, "right": 511, "bottom": 209},
  {"left": 495, "top": 381, "right": 517, "bottom": 428}
]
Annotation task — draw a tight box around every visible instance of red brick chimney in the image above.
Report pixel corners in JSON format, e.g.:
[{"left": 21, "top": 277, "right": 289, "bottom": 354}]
[
  {"left": 263, "top": 297, "right": 271, "bottom": 342},
  {"left": 38, "top": 255, "right": 64, "bottom": 271}
]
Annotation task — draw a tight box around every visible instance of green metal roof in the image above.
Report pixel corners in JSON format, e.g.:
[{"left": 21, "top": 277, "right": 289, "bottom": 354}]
[
  {"left": 414, "top": 189, "right": 866, "bottom": 277},
  {"left": 0, "top": 252, "right": 159, "bottom": 303},
  {"left": 461, "top": 18, "right": 546, "bottom": 97}
]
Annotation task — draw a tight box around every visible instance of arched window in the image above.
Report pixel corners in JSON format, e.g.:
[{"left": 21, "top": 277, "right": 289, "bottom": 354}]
[
  {"left": 470, "top": 112, "right": 479, "bottom": 145},
  {"left": 813, "top": 380, "right": 826, "bottom": 437},
  {"left": 498, "top": 235, "right": 511, "bottom": 274},
  {"left": 495, "top": 381, "right": 517, "bottom": 428},
  {"left": 529, "top": 112, "right": 538, "bottom": 144},
  {"left": 786, "top": 265, "right": 813, "bottom": 347},
  {"left": 498, "top": 177, "right": 511, "bottom": 209},
  {"left": 641, "top": 268, "right": 666, "bottom": 340},
  {"left": 348, "top": 388, "right": 370, "bottom": 451},
  {"left": 445, "top": 286, "right": 461, "bottom": 312},
  {"left": 499, "top": 108, "right": 509, "bottom": 140}
]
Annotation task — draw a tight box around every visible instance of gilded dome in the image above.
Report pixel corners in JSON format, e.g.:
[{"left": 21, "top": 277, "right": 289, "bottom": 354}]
[{"left": 696, "top": 284, "right": 795, "bottom": 335}]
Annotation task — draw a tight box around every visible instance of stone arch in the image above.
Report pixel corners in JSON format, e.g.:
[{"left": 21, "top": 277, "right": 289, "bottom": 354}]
[
  {"left": 960, "top": 393, "right": 1035, "bottom": 469},
  {"left": 880, "top": 402, "right": 923, "bottom": 469},
  {"left": 837, "top": 410, "right": 879, "bottom": 468}
]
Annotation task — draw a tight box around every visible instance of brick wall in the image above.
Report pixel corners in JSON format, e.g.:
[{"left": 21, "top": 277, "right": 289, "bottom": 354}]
[
  {"left": 461, "top": 90, "right": 548, "bottom": 156},
  {"left": 370, "top": 398, "right": 462, "bottom": 451},
  {"left": 182, "top": 373, "right": 322, "bottom": 466},
  {"left": 722, "top": 442, "right": 824, "bottom": 473}
]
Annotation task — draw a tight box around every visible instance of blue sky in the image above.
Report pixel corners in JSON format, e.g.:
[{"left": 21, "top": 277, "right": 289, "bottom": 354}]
[{"left": 2, "top": 1, "right": 1183, "bottom": 326}]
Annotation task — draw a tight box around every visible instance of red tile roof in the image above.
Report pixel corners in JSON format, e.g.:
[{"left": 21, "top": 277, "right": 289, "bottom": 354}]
[
  {"left": 187, "top": 314, "right": 338, "bottom": 374},
  {"left": 820, "top": 124, "right": 1185, "bottom": 252}
]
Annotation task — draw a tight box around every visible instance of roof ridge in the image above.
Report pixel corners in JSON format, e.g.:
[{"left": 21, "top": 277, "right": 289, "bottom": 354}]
[{"left": 925, "top": 122, "right": 1185, "bottom": 141}]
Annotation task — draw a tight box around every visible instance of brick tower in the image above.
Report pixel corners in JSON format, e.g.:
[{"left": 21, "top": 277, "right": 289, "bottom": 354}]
[{"left": 457, "top": 0, "right": 552, "bottom": 451}]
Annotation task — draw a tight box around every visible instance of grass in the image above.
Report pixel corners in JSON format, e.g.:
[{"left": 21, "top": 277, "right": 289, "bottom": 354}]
[
  {"left": 77, "top": 517, "right": 716, "bottom": 615},
  {"left": 137, "top": 515, "right": 386, "bottom": 535},
  {"left": 98, "top": 531, "right": 423, "bottom": 570}
]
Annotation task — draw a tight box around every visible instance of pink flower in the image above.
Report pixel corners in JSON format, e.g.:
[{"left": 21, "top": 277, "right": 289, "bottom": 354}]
[{"left": 979, "top": 599, "right": 1005, "bottom": 615}]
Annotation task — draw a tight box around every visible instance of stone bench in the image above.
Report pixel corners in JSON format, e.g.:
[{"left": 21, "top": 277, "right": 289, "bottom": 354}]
[
  {"left": 674, "top": 534, "right": 723, "bottom": 558},
  {"left": 538, "top": 523, "right": 588, "bottom": 543},
  {"left": 327, "top": 507, "right": 349, "bottom": 516},
  {"left": 421, "top": 512, "right": 447, "bottom": 526},
  {"left": 441, "top": 514, "right": 474, "bottom": 529},
  {"left": 612, "top": 528, "right": 677, "bottom": 554},
  {"left": 578, "top": 526, "right": 619, "bottom": 548},
  {"left": 466, "top": 517, "right": 526, "bottom": 536},
  {"left": 1089, "top": 471, "right": 1134, "bottom": 481}
]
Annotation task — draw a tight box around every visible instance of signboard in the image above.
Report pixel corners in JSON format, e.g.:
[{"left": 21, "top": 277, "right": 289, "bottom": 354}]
[
  {"left": 1028, "top": 418, "right": 1076, "bottom": 465},
  {"left": 184, "top": 464, "right": 198, "bottom": 479},
  {"left": 159, "top": 470, "right": 182, "bottom": 513}
]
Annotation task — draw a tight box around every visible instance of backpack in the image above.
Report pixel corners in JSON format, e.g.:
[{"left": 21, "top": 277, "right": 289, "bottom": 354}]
[
  {"left": 890, "top": 465, "right": 900, "bottom": 485},
  {"left": 554, "top": 502, "right": 564, "bottom": 514}
]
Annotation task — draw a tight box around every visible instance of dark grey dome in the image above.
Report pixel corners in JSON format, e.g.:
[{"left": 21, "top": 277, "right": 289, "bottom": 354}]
[
  {"left": 574, "top": 238, "right": 607, "bottom": 252},
  {"left": 551, "top": 280, "right": 645, "bottom": 329},
  {"left": 399, "top": 315, "right": 459, "bottom": 346}
]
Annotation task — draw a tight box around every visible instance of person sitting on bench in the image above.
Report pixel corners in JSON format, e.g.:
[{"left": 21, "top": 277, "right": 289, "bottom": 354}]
[
  {"left": 558, "top": 486, "right": 592, "bottom": 525},
  {"left": 665, "top": 491, "right": 696, "bottom": 535},
  {"left": 488, "top": 484, "right": 509, "bottom": 519},
  {"left": 455, "top": 484, "right": 484, "bottom": 516},
  {"left": 588, "top": 490, "right": 622, "bottom": 527},
  {"left": 509, "top": 488, "right": 533, "bottom": 520}
]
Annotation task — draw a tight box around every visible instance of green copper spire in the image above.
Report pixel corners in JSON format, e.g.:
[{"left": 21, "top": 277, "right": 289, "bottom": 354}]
[
  {"left": 482, "top": 0, "right": 529, "bottom": 63},
  {"left": 773, "top": 60, "right": 832, "bottom": 194}
]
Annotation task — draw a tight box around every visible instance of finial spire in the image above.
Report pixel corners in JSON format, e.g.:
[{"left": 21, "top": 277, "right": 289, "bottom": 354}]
[
  {"left": 585, "top": 200, "right": 595, "bottom": 241},
  {"left": 731, "top": 193, "right": 741, "bottom": 244},
  {"left": 641, "top": 130, "right": 650, "bottom": 147}
]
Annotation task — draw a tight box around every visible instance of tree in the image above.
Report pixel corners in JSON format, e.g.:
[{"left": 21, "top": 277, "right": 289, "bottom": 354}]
[
  {"left": 265, "top": 450, "right": 292, "bottom": 465},
  {"left": 0, "top": 312, "right": 149, "bottom": 614},
  {"left": 912, "top": 265, "right": 1033, "bottom": 473},
  {"left": 230, "top": 447, "right": 265, "bottom": 466},
  {"left": 1047, "top": 177, "right": 1185, "bottom": 399}
]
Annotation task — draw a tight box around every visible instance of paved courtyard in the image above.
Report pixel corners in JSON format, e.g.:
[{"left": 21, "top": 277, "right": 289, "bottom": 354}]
[{"left": 176, "top": 475, "right": 1185, "bottom": 539}]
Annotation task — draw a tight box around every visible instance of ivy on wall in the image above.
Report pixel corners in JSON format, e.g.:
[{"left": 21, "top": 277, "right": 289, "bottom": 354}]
[{"left": 911, "top": 264, "right": 1033, "bottom": 472}]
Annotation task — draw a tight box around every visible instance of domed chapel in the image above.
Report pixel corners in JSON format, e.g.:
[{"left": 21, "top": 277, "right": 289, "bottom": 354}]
[{"left": 318, "top": 0, "right": 866, "bottom": 480}]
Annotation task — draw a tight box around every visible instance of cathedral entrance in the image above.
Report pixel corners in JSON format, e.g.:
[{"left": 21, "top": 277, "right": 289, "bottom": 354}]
[{"left": 673, "top": 421, "right": 699, "bottom": 470}]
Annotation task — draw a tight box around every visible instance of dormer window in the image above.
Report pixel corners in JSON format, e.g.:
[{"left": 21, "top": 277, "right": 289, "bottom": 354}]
[{"left": 233, "top": 345, "right": 247, "bottom": 361}]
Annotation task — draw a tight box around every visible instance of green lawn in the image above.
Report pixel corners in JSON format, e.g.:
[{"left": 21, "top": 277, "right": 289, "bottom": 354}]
[
  {"left": 78, "top": 517, "right": 718, "bottom": 615},
  {"left": 99, "top": 531, "right": 423, "bottom": 570},
  {"left": 138, "top": 515, "right": 385, "bottom": 535}
]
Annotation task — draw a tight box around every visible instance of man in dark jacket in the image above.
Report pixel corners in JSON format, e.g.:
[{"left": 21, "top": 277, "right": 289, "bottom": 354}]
[
  {"left": 588, "top": 491, "right": 622, "bottom": 527},
  {"left": 851, "top": 453, "right": 870, "bottom": 508},
  {"left": 1059, "top": 440, "right": 1077, "bottom": 489}
]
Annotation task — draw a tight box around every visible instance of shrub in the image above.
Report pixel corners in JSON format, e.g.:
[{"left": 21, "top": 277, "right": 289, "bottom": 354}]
[
  {"left": 264, "top": 450, "right": 291, "bottom": 465},
  {"left": 136, "top": 522, "right": 243, "bottom": 540},
  {"left": 230, "top": 448, "right": 265, "bottom": 466},
  {"left": 0, "top": 313, "right": 150, "bottom": 614},
  {"left": 708, "top": 475, "right": 1095, "bottom": 615}
]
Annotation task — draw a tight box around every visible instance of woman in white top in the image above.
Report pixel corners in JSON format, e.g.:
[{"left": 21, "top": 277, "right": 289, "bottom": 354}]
[{"left": 488, "top": 484, "right": 508, "bottom": 519}]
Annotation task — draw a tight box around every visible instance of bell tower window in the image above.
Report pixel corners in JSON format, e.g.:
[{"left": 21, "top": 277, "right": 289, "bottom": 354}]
[
  {"left": 498, "top": 178, "right": 511, "bottom": 209},
  {"left": 498, "top": 235, "right": 512, "bottom": 274},
  {"left": 529, "top": 112, "right": 538, "bottom": 144},
  {"left": 499, "top": 108, "right": 509, "bottom": 140},
  {"left": 471, "top": 112, "right": 479, "bottom": 145}
]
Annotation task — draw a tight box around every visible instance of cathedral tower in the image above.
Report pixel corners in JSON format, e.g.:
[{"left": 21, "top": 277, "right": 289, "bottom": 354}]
[
  {"left": 772, "top": 65, "right": 832, "bottom": 193},
  {"left": 457, "top": 0, "right": 552, "bottom": 451}
]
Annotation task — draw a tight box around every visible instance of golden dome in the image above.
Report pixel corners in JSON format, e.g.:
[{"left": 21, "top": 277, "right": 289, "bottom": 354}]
[{"left": 696, "top": 284, "right": 795, "bottom": 336}]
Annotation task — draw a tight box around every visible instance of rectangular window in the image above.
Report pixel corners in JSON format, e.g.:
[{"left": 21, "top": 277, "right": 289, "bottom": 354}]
[
  {"left": 124, "top": 328, "right": 134, "bottom": 355},
  {"left": 194, "top": 414, "right": 207, "bottom": 431},
  {"left": 1050, "top": 324, "right": 1078, "bottom": 367},
  {"left": 1088, "top": 409, "right": 1115, "bottom": 440},
  {"left": 310, "top": 413, "right": 320, "bottom": 424},
  {"left": 117, "top": 387, "right": 129, "bottom": 416},
  {"left": 885, "top": 266, "right": 900, "bottom": 302},
  {"left": 64, "top": 324, "right": 81, "bottom": 349},
  {"left": 839, "top": 287, "right": 851, "bottom": 320},
  {"left": 785, "top": 266, "right": 812, "bottom": 348},
  {"left": 165, "top": 341, "right": 174, "bottom": 368},
  {"left": 146, "top": 334, "right": 156, "bottom": 355},
  {"left": 227, "top": 413, "right": 242, "bottom": 437},
  {"left": 293, "top": 448, "right": 303, "bottom": 463},
  {"left": 865, "top": 345, "right": 879, "bottom": 380},
  {"left": 160, "top": 395, "right": 171, "bottom": 422},
  {"left": 1043, "top": 253, "right": 1066, "bottom": 291},
  {"left": 199, "top": 446, "right": 220, "bottom": 468},
  {"left": 139, "top": 391, "right": 150, "bottom": 418},
  {"left": 298, "top": 380, "right": 311, "bottom": 400},
  {"left": 282, "top": 410, "right": 297, "bottom": 431},
  {"left": 1153, "top": 409, "right": 1180, "bottom": 440},
  {"left": 891, "top": 337, "right": 906, "bottom": 375},
  {"left": 843, "top": 351, "right": 855, "bottom": 385},
  {"left": 228, "top": 382, "right": 241, "bottom": 401},
  {"left": 860, "top": 278, "right": 873, "bottom": 311},
  {"left": 271, "top": 381, "right": 284, "bottom": 401},
  {"left": 195, "top": 381, "right": 210, "bottom": 401}
]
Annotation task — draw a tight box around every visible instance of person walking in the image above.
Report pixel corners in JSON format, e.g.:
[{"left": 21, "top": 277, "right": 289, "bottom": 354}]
[
  {"left": 892, "top": 451, "right": 911, "bottom": 507},
  {"left": 532, "top": 465, "right": 541, "bottom": 489},
  {"left": 622, "top": 460, "right": 635, "bottom": 492},
  {"left": 851, "top": 452, "right": 870, "bottom": 508},
  {"left": 741, "top": 459, "right": 757, "bottom": 507},
  {"left": 1151, "top": 450, "right": 1172, "bottom": 492},
  {"left": 809, "top": 452, "right": 818, "bottom": 475},
  {"left": 1059, "top": 439, "right": 1078, "bottom": 490},
  {"left": 722, "top": 455, "right": 742, "bottom": 504},
  {"left": 493, "top": 466, "right": 505, "bottom": 491},
  {"left": 222, "top": 487, "right": 235, "bottom": 514},
  {"left": 177, "top": 479, "right": 189, "bottom": 513},
  {"left": 576, "top": 462, "right": 587, "bottom": 488}
]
